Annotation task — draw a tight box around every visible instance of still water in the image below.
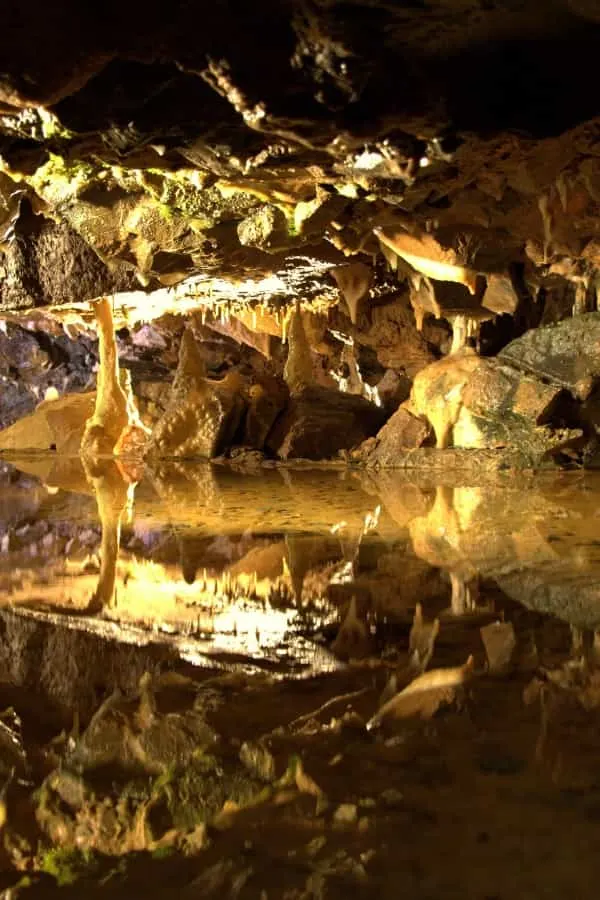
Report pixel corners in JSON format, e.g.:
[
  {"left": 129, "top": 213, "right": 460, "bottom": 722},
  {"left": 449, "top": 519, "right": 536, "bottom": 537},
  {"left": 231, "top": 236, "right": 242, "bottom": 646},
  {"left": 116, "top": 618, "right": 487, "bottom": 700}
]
[{"left": 2, "top": 457, "right": 600, "bottom": 896}]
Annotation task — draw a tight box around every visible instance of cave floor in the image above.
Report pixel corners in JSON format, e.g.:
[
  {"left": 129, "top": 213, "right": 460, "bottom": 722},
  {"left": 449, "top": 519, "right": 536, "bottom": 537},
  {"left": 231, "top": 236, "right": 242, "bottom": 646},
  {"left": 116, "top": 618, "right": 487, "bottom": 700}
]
[{"left": 0, "top": 457, "right": 600, "bottom": 897}]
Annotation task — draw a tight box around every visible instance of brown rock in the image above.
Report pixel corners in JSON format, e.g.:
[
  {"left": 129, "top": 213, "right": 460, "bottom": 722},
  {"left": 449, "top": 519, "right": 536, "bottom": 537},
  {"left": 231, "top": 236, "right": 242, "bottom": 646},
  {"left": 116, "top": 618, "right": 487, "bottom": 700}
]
[
  {"left": 266, "top": 385, "right": 386, "bottom": 461},
  {"left": 367, "top": 406, "right": 430, "bottom": 467},
  {"left": 243, "top": 377, "right": 289, "bottom": 449}
]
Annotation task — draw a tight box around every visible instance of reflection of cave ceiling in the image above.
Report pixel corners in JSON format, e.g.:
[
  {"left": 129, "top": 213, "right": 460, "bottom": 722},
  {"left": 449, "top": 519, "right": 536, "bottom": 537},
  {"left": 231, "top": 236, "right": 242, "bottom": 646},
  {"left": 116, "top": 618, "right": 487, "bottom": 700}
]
[{"left": 1, "top": 0, "right": 600, "bottom": 314}]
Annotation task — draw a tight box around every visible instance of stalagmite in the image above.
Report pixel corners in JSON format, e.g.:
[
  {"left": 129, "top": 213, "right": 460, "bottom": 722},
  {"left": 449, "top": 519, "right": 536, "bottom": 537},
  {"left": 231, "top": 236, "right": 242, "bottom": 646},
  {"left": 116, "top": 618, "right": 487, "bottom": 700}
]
[
  {"left": 538, "top": 193, "right": 553, "bottom": 263},
  {"left": 80, "top": 298, "right": 129, "bottom": 458},
  {"left": 409, "top": 346, "right": 480, "bottom": 449}
]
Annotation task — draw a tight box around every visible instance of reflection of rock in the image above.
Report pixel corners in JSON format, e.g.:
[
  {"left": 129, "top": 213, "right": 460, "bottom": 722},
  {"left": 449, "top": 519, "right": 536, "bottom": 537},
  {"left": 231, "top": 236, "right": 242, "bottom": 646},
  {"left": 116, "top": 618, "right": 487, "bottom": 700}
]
[
  {"left": 146, "top": 330, "right": 245, "bottom": 459},
  {"left": 267, "top": 385, "right": 386, "bottom": 460}
]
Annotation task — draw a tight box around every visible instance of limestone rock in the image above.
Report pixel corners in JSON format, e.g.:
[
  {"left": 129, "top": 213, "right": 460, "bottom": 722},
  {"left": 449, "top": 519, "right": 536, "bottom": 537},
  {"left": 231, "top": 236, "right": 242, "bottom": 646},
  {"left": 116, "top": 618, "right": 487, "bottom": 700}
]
[
  {"left": 266, "top": 385, "right": 386, "bottom": 461},
  {"left": 366, "top": 406, "right": 430, "bottom": 467},
  {"left": 498, "top": 313, "right": 600, "bottom": 400},
  {"left": 146, "top": 330, "right": 245, "bottom": 459},
  {"left": 482, "top": 273, "right": 519, "bottom": 315}
]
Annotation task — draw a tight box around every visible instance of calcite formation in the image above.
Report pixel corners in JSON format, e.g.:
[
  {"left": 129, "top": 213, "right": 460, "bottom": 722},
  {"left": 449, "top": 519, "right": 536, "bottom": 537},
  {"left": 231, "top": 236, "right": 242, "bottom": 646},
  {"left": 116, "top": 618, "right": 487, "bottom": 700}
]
[
  {"left": 80, "top": 298, "right": 130, "bottom": 457},
  {"left": 146, "top": 329, "right": 245, "bottom": 459}
]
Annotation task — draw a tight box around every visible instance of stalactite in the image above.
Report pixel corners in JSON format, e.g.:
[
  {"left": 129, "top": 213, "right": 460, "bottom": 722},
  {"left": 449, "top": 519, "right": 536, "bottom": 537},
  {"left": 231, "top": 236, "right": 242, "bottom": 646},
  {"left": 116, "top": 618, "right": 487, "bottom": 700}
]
[{"left": 283, "top": 302, "right": 313, "bottom": 392}]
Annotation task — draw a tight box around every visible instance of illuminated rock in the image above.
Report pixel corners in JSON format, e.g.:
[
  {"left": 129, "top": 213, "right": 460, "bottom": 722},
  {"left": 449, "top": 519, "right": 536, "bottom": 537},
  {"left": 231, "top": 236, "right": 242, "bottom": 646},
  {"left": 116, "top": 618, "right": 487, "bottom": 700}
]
[
  {"left": 499, "top": 312, "right": 600, "bottom": 401},
  {"left": 283, "top": 303, "right": 314, "bottom": 393},
  {"left": 0, "top": 391, "right": 95, "bottom": 453},
  {"left": 366, "top": 405, "right": 430, "bottom": 466},
  {"left": 146, "top": 329, "right": 245, "bottom": 459},
  {"left": 374, "top": 225, "right": 479, "bottom": 295},
  {"left": 409, "top": 347, "right": 481, "bottom": 449}
]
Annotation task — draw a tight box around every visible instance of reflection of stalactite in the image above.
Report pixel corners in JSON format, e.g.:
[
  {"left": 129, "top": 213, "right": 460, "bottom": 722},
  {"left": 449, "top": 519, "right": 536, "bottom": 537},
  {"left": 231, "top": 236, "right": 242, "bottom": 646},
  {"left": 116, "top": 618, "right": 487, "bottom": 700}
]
[{"left": 84, "top": 459, "right": 132, "bottom": 614}]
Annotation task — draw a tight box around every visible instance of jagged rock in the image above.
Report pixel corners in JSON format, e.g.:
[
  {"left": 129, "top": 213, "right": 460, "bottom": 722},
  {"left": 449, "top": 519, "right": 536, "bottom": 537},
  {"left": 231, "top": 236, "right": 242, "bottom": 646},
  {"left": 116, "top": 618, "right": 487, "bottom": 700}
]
[
  {"left": 266, "top": 385, "right": 386, "bottom": 460},
  {"left": 0, "top": 391, "right": 95, "bottom": 453},
  {"left": 0, "top": 209, "right": 134, "bottom": 311},
  {"left": 374, "top": 369, "right": 412, "bottom": 413},
  {"left": 499, "top": 313, "right": 600, "bottom": 400},
  {"left": 243, "top": 376, "right": 289, "bottom": 449},
  {"left": 146, "top": 330, "right": 245, "bottom": 459},
  {"left": 366, "top": 406, "right": 430, "bottom": 466}
]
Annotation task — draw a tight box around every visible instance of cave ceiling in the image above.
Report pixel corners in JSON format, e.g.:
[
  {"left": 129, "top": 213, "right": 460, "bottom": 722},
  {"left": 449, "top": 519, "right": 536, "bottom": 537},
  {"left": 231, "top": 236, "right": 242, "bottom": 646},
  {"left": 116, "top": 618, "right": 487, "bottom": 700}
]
[{"left": 0, "top": 0, "right": 599, "bottom": 320}]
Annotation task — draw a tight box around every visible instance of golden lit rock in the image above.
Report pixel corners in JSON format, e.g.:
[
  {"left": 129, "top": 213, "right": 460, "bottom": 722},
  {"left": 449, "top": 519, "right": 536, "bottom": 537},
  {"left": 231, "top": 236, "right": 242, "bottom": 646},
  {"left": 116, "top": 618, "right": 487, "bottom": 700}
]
[
  {"left": 374, "top": 226, "right": 479, "bottom": 295},
  {"left": 408, "top": 347, "right": 481, "bottom": 449},
  {"left": 283, "top": 302, "right": 314, "bottom": 393},
  {"left": 0, "top": 391, "right": 95, "bottom": 453}
]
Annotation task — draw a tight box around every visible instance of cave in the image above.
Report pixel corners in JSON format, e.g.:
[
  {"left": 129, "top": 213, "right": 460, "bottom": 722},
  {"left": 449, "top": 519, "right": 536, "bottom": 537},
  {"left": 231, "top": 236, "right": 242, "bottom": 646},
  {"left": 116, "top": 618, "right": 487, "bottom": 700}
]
[{"left": 0, "top": 2, "right": 600, "bottom": 896}]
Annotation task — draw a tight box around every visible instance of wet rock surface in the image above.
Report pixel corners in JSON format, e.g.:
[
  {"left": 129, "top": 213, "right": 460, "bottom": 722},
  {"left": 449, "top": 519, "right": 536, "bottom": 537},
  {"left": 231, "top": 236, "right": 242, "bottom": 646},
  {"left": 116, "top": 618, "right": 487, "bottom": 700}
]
[{"left": 0, "top": 463, "right": 597, "bottom": 894}]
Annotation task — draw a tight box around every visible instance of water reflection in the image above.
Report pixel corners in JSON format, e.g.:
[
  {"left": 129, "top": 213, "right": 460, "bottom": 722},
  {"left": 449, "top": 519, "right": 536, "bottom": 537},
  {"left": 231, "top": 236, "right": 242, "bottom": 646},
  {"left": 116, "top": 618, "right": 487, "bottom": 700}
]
[{"left": 2, "top": 457, "right": 600, "bottom": 671}]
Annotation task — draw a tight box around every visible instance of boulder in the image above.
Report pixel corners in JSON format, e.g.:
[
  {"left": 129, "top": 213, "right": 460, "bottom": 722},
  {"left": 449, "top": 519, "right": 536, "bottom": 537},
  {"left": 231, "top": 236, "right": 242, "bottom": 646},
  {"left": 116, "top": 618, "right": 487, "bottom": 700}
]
[
  {"left": 266, "top": 385, "right": 386, "bottom": 460},
  {"left": 498, "top": 312, "right": 600, "bottom": 400},
  {"left": 366, "top": 406, "right": 430, "bottom": 467},
  {"left": 0, "top": 391, "right": 95, "bottom": 454}
]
